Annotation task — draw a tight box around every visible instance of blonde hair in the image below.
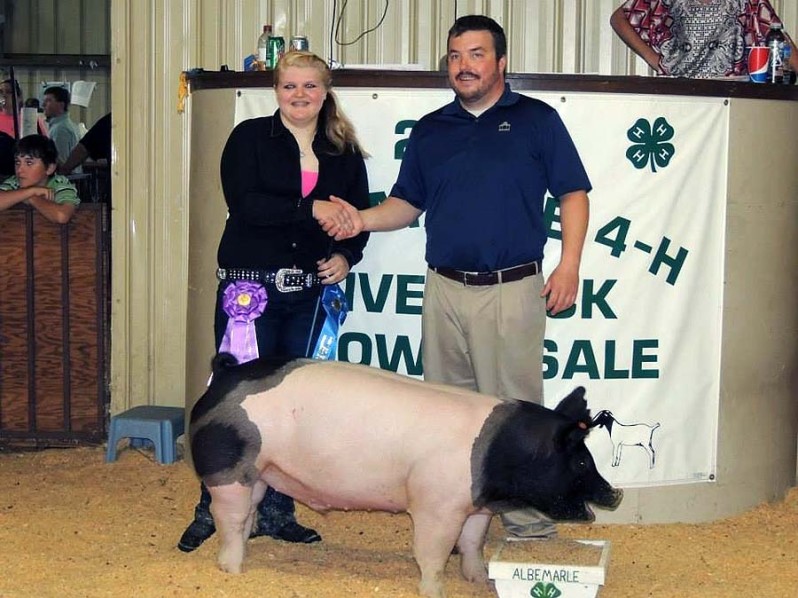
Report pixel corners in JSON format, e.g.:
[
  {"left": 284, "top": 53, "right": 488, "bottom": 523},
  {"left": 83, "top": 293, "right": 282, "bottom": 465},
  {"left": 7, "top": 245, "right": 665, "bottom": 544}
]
[{"left": 274, "top": 51, "right": 367, "bottom": 156}]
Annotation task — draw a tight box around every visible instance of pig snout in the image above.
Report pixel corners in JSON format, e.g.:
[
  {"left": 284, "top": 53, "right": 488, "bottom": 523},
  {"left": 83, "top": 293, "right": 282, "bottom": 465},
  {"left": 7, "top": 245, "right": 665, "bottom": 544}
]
[
  {"left": 593, "top": 485, "right": 624, "bottom": 511},
  {"left": 544, "top": 484, "right": 623, "bottom": 523}
]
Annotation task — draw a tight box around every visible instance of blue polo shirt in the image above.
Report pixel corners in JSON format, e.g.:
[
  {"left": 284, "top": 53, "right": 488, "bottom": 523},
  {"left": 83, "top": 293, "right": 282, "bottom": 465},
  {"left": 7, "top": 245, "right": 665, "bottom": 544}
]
[{"left": 391, "top": 84, "right": 591, "bottom": 272}]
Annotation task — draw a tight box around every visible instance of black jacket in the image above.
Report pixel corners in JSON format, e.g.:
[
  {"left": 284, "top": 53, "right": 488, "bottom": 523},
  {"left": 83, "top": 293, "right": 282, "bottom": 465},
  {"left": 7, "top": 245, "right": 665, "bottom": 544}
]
[{"left": 216, "top": 110, "right": 370, "bottom": 270}]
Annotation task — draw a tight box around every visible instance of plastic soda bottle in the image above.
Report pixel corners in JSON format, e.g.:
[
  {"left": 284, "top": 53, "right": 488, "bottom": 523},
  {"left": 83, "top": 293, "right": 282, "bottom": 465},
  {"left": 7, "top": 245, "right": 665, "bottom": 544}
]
[
  {"left": 256, "top": 25, "right": 272, "bottom": 71},
  {"left": 765, "top": 23, "right": 785, "bottom": 84}
]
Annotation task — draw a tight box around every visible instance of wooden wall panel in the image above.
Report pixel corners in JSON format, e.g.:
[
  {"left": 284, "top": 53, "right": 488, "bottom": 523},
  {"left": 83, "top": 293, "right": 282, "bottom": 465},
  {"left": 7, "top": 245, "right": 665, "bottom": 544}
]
[
  {"left": 31, "top": 219, "right": 65, "bottom": 432},
  {"left": 66, "top": 209, "right": 106, "bottom": 435},
  {"left": 0, "top": 210, "right": 30, "bottom": 432},
  {"left": 0, "top": 206, "right": 107, "bottom": 446}
]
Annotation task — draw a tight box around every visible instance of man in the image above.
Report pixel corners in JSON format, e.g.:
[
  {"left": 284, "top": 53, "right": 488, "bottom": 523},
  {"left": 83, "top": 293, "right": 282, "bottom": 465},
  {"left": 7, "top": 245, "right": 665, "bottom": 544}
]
[
  {"left": 42, "top": 86, "right": 82, "bottom": 172},
  {"left": 325, "top": 15, "right": 591, "bottom": 538},
  {"left": 59, "top": 112, "right": 111, "bottom": 174},
  {"left": 58, "top": 112, "right": 111, "bottom": 205}
]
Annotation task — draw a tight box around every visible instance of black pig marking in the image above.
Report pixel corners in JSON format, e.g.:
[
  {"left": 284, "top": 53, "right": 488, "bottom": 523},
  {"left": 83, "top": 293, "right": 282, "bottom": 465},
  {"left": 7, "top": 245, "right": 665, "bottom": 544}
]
[{"left": 190, "top": 354, "right": 309, "bottom": 487}]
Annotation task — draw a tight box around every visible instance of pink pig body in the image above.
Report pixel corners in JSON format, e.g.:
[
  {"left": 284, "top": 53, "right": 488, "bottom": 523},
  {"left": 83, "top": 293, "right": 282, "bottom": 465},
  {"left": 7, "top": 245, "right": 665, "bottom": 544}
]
[{"left": 189, "top": 357, "right": 622, "bottom": 598}]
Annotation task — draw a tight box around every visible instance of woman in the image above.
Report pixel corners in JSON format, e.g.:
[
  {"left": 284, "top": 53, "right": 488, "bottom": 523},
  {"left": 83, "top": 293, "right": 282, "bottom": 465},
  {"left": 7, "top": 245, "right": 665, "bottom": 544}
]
[
  {"left": 0, "top": 80, "right": 48, "bottom": 175},
  {"left": 178, "top": 51, "right": 370, "bottom": 553},
  {"left": 610, "top": 0, "right": 798, "bottom": 78},
  {"left": 0, "top": 79, "right": 48, "bottom": 138}
]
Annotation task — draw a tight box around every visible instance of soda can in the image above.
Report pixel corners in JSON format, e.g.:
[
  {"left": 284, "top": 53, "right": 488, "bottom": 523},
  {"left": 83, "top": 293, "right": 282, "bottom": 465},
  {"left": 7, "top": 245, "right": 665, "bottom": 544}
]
[
  {"left": 290, "top": 36, "right": 309, "bottom": 52},
  {"left": 747, "top": 46, "right": 769, "bottom": 83},
  {"left": 268, "top": 36, "right": 285, "bottom": 69}
]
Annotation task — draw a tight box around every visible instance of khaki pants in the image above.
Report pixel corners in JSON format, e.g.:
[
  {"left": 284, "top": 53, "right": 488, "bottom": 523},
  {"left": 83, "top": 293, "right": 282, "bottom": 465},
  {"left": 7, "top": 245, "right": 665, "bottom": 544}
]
[
  {"left": 422, "top": 267, "right": 545, "bottom": 403},
  {"left": 422, "top": 267, "right": 555, "bottom": 536}
]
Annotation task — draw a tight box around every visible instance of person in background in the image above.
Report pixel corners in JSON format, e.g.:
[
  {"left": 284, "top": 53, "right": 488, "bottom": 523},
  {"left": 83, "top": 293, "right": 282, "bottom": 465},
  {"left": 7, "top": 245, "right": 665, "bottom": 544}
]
[
  {"left": 24, "top": 97, "right": 40, "bottom": 111},
  {"left": 0, "top": 80, "right": 47, "bottom": 141},
  {"left": 0, "top": 134, "right": 79, "bottom": 224},
  {"left": 59, "top": 112, "right": 112, "bottom": 205},
  {"left": 0, "top": 79, "right": 25, "bottom": 139},
  {"left": 59, "top": 112, "right": 111, "bottom": 175},
  {"left": 42, "top": 86, "right": 82, "bottom": 171},
  {"left": 177, "top": 51, "right": 370, "bottom": 553},
  {"left": 324, "top": 15, "right": 591, "bottom": 539},
  {"left": 610, "top": 0, "right": 798, "bottom": 78}
]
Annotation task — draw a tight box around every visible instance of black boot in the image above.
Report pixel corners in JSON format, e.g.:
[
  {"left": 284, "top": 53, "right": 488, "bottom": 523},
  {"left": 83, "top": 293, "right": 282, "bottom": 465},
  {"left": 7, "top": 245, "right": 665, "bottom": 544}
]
[
  {"left": 250, "top": 487, "right": 321, "bottom": 544},
  {"left": 177, "top": 482, "right": 216, "bottom": 553}
]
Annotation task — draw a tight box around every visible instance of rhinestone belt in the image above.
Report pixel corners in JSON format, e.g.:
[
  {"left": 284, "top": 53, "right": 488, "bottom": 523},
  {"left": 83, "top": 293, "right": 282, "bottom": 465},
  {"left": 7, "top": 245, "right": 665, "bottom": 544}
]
[{"left": 216, "top": 267, "right": 321, "bottom": 292}]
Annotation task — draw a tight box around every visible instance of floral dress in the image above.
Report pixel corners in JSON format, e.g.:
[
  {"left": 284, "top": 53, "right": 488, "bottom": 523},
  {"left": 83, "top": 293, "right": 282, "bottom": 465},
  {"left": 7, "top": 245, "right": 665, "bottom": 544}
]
[{"left": 618, "top": 0, "right": 783, "bottom": 77}]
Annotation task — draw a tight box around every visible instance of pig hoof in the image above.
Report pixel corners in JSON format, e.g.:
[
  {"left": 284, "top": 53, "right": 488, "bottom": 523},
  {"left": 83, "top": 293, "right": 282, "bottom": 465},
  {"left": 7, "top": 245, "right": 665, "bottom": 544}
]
[
  {"left": 218, "top": 560, "right": 242, "bottom": 574},
  {"left": 418, "top": 580, "right": 445, "bottom": 598},
  {"left": 461, "top": 559, "right": 488, "bottom": 583}
]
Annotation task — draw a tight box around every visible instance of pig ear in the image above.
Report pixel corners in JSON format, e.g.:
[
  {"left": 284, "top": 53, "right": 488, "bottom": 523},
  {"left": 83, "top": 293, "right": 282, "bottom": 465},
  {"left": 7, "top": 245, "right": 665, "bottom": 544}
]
[{"left": 554, "top": 386, "right": 591, "bottom": 423}]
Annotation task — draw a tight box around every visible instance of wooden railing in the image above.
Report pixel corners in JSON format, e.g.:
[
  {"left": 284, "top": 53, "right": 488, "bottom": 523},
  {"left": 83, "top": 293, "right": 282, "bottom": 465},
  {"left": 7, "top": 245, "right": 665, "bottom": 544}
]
[{"left": 0, "top": 204, "right": 109, "bottom": 447}]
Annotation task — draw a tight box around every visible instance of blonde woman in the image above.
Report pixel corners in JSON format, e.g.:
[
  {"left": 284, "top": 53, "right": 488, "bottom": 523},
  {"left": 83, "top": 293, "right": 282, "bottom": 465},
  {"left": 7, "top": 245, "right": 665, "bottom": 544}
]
[{"left": 178, "top": 52, "right": 370, "bottom": 552}]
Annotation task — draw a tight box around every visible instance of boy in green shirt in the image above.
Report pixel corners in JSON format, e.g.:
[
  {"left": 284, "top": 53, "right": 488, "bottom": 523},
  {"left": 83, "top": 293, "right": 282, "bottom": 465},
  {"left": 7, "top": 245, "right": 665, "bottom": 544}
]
[{"left": 0, "top": 134, "right": 79, "bottom": 224}]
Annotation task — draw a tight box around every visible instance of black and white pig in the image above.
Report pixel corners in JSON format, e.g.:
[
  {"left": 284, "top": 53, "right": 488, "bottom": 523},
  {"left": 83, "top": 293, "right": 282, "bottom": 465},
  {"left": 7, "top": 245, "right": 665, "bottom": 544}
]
[{"left": 189, "top": 354, "right": 622, "bottom": 598}]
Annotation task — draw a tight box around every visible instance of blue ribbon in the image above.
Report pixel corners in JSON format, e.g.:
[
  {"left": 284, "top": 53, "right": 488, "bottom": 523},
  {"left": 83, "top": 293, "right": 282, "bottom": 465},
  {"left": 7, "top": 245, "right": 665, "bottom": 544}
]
[{"left": 312, "top": 284, "right": 349, "bottom": 360}]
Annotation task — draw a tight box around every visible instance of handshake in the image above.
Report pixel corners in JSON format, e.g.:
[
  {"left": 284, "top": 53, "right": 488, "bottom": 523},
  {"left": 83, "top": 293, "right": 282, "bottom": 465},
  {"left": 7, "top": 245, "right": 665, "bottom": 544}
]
[{"left": 313, "top": 195, "right": 363, "bottom": 240}]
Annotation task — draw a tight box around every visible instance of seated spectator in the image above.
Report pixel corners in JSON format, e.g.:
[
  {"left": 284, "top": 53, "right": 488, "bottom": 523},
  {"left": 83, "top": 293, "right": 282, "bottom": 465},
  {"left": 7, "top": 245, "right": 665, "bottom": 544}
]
[
  {"left": 59, "top": 112, "right": 111, "bottom": 174},
  {"left": 610, "top": 0, "right": 798, "bottom": 78},
  {"left": 0, "top": 135, "right": 79, "bottom": 224},
  {"left": 42, "top": 86, "right": 82, "bottom": 171}
]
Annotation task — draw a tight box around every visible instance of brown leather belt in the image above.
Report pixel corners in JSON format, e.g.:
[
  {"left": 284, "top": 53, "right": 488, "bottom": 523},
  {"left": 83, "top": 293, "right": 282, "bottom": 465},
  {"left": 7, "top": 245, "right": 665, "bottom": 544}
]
[{"left": 431, "top": 261, "right": 542, "bottom": 286}]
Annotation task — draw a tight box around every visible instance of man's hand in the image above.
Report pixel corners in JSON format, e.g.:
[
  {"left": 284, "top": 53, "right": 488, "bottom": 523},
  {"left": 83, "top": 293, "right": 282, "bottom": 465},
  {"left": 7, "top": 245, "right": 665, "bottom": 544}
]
[
  {"left": 313, "top": 198, "right": 355, "bottom": 238},
  {"left": 28, "top": 186, "right": 55, "bottom": 202},
  {"left": 541, "top": 263, "right": 579, "bottom": 316},
  {"left": 324, "top": 195, "right": 364, "bottom": 240}
]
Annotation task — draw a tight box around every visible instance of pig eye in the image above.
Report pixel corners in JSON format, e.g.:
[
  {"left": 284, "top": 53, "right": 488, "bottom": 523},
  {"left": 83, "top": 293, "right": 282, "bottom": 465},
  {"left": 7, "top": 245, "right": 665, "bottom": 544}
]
[{"left": 574, "top": 458, "right": 588, "bottom": 472}]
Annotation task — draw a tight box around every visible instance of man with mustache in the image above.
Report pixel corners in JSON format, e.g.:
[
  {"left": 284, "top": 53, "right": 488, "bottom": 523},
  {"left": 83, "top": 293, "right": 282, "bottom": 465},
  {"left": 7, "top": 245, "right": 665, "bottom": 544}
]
[{"left": 325, "top": 14, "right": 591, "bottom": 538}]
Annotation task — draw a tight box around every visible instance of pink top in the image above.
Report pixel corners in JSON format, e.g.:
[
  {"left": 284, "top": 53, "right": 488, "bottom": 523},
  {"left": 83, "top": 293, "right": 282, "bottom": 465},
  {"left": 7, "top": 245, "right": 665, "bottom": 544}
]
[
  {"left": 301, "top": 170, "right": 318, "bottom": 198},
  {"left": 0, "top": 111, "right": 48, "bottom": 138}
]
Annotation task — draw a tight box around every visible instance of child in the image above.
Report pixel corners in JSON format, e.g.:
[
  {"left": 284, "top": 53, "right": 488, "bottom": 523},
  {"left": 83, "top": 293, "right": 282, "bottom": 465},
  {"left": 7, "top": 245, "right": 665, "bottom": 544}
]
[{"left": 0, "top": 134, "right": 79, "bottom": 224}]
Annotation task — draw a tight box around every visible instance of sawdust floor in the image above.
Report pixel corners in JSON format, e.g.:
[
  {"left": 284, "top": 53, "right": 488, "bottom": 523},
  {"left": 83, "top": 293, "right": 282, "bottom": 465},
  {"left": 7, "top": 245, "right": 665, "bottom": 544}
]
[{"left": 1, "top": 446, "right": 797, "bottom": 598}]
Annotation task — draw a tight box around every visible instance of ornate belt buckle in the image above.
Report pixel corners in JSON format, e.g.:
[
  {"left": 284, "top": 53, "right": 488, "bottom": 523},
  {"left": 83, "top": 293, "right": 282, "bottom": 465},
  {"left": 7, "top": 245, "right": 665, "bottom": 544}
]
[{"left": 275, "top": 268, "right": 303, "bottom": 292}]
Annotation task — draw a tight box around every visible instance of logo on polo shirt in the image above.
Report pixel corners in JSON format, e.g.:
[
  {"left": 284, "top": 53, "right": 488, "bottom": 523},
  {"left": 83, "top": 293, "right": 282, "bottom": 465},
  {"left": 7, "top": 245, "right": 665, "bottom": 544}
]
[{"left": 498, "top": 121, "right": 511, "bottom": 132}]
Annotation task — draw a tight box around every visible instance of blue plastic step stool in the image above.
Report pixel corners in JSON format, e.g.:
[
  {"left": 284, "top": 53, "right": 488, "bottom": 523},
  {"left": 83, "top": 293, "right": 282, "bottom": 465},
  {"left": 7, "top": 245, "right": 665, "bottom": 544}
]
[{"left": 105, "top": 405, "right": 185, "bottom": 465}]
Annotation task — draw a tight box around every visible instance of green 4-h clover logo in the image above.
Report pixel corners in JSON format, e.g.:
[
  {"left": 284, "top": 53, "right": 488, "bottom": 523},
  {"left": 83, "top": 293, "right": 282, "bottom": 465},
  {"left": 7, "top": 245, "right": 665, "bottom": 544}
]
[
  {"left": 626, "top": 117, "right": 675, "bottom": 172},
  {"left": 530, "top": 582, "right": 562, "bottom": 598}
]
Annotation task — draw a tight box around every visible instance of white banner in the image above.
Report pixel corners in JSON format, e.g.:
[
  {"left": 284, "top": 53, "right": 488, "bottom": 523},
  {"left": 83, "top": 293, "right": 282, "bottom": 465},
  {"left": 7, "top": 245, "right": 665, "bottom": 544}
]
[{"left": 236, "top": 88, "right": 728, "bottom": 487}]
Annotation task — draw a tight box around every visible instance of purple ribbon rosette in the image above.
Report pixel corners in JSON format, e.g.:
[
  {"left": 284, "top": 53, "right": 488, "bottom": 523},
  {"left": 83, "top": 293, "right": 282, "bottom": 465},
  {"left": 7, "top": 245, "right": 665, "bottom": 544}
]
[{"left": 218, "top": 281, "right": 268, "bottom": 363}]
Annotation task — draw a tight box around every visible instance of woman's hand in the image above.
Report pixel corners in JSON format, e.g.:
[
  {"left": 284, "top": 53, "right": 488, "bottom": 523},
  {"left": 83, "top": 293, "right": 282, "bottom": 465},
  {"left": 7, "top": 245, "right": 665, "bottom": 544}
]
[
  {"left": 326, "top": 195, "right": 364, "bottom": 240},
  {"left": 313, "top": 199, "right": 354, "bottom": 237},
  {"left": 317, "top": 253, "right": 350, "bottom": 285}
]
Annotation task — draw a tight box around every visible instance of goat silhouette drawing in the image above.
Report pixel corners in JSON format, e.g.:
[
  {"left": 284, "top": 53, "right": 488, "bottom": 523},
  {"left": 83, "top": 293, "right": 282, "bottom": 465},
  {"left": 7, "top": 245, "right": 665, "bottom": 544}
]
[{"left": 592, "top": 410, "right": 660, "bottom": 469}]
